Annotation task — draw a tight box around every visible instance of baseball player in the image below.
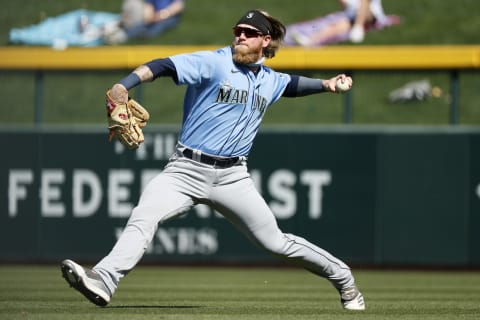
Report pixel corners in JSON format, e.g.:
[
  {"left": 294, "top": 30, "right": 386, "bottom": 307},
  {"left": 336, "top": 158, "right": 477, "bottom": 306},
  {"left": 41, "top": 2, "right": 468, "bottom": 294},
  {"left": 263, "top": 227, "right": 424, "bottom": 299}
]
[{"left": 61, "top": 9, "right": 365, "bottom": 311}]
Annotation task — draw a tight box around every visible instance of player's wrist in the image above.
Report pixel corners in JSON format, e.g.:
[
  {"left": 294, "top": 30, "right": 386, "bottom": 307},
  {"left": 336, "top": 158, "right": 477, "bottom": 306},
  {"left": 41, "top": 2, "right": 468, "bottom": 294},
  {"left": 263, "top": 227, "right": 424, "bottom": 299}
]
[
  {"left": 322, "top": 79, "right": 333, "bottom": 92},
  {"left": 119, "top": 73, "right": 141, "bottom": 90},
  {"left": 109, "top": 84, "right": 129, "bottom": 103}
]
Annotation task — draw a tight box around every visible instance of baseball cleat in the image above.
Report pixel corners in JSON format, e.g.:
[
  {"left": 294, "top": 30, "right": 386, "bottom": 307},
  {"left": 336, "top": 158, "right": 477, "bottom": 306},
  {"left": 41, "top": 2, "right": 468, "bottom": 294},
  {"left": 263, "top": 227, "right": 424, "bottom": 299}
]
[
  {"left": 340, "top": 285, "right": 365, "bottom": 310},
  {"left": 61, "top": 259, "right": 111, "bottom": 307}
]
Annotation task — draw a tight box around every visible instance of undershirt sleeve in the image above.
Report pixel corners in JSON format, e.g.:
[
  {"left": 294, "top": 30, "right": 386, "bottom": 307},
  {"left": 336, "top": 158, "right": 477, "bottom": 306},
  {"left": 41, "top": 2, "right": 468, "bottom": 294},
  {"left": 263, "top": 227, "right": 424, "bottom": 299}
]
[{"left": 282, "top": 75, "right": 325, "bottom": 97}]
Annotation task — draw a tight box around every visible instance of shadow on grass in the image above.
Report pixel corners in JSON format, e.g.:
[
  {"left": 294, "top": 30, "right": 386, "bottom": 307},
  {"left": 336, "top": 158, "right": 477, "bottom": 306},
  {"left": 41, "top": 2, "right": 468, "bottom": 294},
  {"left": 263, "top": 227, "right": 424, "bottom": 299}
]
[{"left": 108, "top": 305, "right": 202, "bottom": 309}]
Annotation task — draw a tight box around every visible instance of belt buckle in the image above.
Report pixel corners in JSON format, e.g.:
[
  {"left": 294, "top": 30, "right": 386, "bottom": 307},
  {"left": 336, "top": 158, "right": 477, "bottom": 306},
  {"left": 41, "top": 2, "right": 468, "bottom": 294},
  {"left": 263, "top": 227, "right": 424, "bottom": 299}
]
[
  {"left": 212, "top": 156, "right": 232, "bottom": 168},
  {"left": 212, "top": 157, "right": 226, "bottom": 167}
]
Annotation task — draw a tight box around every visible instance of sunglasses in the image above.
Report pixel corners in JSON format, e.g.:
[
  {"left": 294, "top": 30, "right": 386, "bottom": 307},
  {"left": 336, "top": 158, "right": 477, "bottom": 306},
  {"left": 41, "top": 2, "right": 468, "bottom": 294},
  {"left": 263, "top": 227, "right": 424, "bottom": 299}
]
[{"left": 233, "top": 26, "right": 263, "bottom": 38}]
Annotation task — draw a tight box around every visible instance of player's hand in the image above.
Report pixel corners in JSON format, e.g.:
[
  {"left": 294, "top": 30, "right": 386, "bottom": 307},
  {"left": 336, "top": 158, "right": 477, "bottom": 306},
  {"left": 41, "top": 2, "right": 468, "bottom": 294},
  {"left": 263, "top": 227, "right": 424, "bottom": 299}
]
[
  {"left": 323, "top": 74, "right": 353, "bottom": 93},
  {"left": 109, "top": 83, "right": 129, "bottom": 104}
]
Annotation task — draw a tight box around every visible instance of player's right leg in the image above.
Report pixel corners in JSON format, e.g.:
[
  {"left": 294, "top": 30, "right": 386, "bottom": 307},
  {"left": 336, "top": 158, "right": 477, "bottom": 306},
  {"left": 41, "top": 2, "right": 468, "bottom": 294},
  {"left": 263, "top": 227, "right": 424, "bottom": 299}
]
[
  {"left": 61, "top": 259, "right": 111, "bottom": 307},
  {"left": 93, "top": 167, "right": 200, "bottom": 296},
  {"left": 61, "top": 158, "right": 211, "bottom": 305}
]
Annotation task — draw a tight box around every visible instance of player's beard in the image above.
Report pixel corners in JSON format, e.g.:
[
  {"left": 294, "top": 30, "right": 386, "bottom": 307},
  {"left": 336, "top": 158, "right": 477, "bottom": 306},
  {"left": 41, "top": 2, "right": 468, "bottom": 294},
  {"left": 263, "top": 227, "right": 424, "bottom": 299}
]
[{"left": 231, "top": 41, "right": 264, "bottom": 65}]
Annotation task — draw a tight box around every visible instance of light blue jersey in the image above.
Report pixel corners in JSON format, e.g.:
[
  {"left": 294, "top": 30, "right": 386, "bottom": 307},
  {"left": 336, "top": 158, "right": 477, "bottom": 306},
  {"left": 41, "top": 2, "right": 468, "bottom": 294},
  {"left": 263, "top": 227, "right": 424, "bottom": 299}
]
[{"left": 169, "top": 46, "right": 291, "bottom": 157}]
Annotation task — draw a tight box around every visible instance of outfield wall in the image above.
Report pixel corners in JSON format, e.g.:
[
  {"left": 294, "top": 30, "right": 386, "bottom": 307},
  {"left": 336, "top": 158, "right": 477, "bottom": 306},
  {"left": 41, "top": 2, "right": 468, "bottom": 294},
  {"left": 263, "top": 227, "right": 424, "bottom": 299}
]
[{"left": 1, "top": 127, "right": 479, "bottom": 267}]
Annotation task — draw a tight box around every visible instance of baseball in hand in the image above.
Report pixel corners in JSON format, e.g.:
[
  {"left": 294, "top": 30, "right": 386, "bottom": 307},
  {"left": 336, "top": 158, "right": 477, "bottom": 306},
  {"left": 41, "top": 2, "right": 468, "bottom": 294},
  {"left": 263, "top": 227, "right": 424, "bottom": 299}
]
[{"left": 335, "top": 78, "right": 351, "bottom": 93}]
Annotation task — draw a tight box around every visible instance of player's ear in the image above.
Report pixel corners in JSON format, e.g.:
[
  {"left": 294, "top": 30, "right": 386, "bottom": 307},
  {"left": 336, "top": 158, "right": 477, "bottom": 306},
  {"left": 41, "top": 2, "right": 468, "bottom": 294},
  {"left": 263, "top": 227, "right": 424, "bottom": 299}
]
[{"left": 262, "top": 35, "right": 271, "bottom": 48}]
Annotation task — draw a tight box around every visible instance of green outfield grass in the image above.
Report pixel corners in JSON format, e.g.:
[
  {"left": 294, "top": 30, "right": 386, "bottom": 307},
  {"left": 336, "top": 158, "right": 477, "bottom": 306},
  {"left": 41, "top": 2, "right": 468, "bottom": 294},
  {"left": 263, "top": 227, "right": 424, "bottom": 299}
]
[
  {"left": 1, "top": 265, "right": 480, "bottom": 320},
  {"left": 1, "top": 0, "right": 479, "bottom": 126}
]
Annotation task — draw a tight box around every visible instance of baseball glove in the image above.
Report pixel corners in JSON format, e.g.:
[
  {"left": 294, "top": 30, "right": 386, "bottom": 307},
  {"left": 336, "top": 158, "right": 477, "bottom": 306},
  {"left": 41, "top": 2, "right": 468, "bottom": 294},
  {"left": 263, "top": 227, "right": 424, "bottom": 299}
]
[{"left": 106, "top": 90, "right": 150, "bottom": 149}]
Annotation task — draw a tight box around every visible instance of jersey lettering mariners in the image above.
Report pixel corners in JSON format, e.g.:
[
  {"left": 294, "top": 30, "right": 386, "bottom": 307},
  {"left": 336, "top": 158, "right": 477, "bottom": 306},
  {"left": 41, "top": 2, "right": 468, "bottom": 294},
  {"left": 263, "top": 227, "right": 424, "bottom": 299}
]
[
  {"left": 216, "top": 81, "right": 268, "bottom": 114},
  {"left": 169, "top": 47, "right": 291, "bottom": 157}
]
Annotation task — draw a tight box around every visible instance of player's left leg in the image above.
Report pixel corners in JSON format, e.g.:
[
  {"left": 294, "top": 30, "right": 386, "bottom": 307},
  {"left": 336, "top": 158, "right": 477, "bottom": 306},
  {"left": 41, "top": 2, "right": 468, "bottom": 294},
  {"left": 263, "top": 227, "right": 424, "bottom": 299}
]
[{"left": 209, "top": 166, "right": 365, "bottom": 310}]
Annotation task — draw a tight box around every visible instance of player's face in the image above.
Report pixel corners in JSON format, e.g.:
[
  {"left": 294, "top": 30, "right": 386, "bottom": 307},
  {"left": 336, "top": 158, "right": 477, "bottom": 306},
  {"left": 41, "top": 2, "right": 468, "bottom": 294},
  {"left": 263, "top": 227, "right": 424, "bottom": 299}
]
[{"left": 232, "top": 24, "right": 271, "bottom": 65}]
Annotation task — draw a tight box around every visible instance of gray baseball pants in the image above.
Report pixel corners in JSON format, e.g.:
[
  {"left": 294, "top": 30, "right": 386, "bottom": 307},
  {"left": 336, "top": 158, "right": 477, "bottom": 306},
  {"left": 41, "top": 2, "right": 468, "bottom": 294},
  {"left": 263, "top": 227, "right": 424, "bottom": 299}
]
[{"left": 94, "top": 150, "right": 355, "bottom": 296}]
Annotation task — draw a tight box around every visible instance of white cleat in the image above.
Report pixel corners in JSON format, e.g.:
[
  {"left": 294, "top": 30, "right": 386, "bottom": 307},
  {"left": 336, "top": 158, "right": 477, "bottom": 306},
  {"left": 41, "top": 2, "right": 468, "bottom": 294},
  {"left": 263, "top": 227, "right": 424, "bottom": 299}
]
[
  {"left": 340, "top": 285, "right": 365, "bottom": 310},
  {"left": 61, "top": 259, "right": 111, "bottom": 307}
]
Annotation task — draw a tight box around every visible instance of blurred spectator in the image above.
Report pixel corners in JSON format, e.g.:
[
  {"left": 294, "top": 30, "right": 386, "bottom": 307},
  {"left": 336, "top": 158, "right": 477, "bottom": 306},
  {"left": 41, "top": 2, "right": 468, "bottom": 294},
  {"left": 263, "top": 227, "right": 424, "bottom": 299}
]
[
  {"left": 284, "top": 0, "right": 400, "bottom": 47},
  {"left": 105, "top": 0, "right": 185, "bottom": 44},
  {"left": 342, "top": 0, "right": 387, "bottom": 42}
]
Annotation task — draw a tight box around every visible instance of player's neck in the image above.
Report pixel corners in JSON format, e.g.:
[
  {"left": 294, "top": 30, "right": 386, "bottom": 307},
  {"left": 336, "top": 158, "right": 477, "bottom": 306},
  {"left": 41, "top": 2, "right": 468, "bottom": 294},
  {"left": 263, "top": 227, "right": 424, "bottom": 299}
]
[
  {"left": 248, "top": 56, "right": 265, "bottom": 66},
  {"left": 247, "top": 56, "right": 265, "bottom": 73},
  {"left": 248, "top": 66, "right": 260, "bottom": 73}
]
